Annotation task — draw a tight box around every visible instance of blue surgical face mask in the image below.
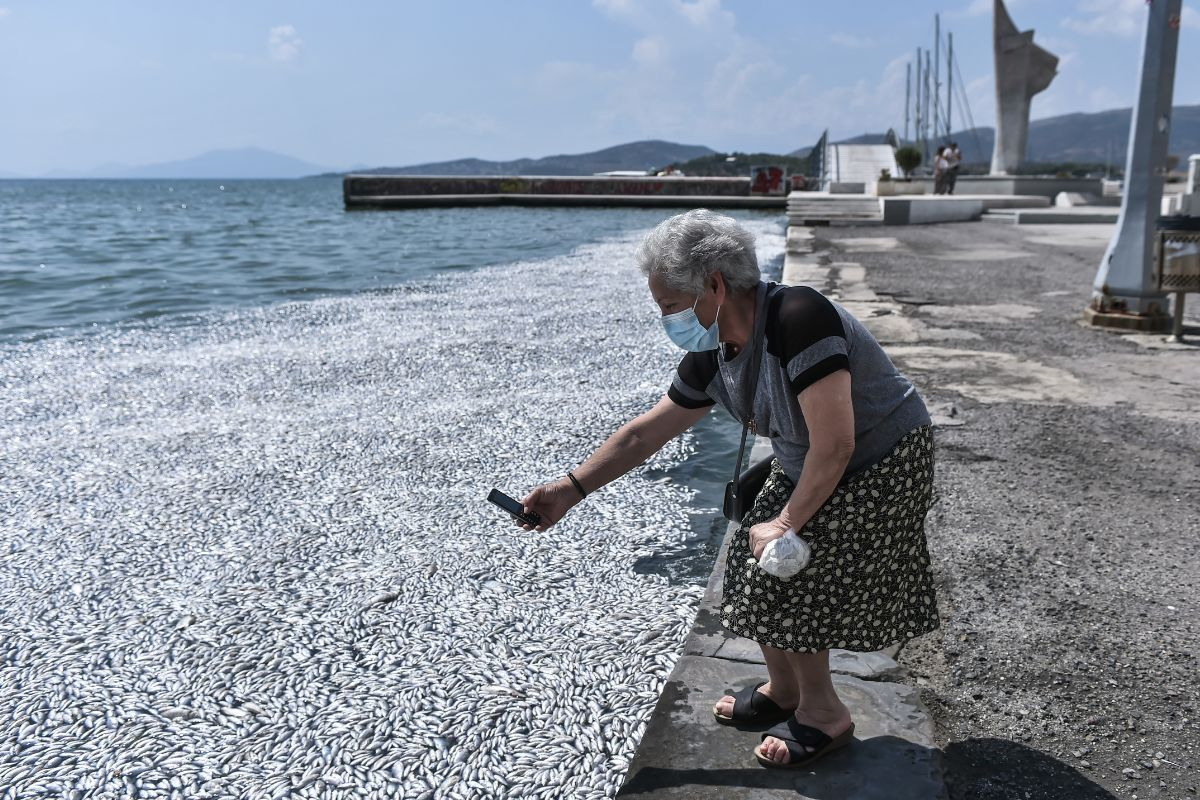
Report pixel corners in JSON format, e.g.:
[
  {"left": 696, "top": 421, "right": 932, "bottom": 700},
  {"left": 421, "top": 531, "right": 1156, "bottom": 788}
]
[{"left": 661, "top": 293, "right": 721, "bottom": 351}]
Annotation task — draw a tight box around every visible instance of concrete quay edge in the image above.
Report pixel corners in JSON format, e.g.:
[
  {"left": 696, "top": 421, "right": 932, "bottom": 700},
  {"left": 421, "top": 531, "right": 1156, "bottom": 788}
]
[
  {"left": 344, "top": 193, "right": 787, "bottom": 210},
  {"left": 616, "top": 229, "right": 946, "bottom": 799},
  {"left": 343, "top": 191, "right": 787, "bottom": 208}
]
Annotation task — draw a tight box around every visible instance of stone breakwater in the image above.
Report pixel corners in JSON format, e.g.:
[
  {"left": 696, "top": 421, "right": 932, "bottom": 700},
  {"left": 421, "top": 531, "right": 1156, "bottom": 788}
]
[{"left": 0, "top": 220, "right": 784, "bottom": 799}]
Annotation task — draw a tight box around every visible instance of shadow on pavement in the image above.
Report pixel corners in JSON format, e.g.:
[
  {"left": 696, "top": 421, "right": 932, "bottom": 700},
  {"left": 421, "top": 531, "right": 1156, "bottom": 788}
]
[
  {"left": 619, "top": 734, "right": 940, "bottom": 799},
  {"left": 943, "top": 737, "right": 1117, "bottom": 800},
  {"left": 620, "top": 735, "right": 1120, "bottom": 799}
]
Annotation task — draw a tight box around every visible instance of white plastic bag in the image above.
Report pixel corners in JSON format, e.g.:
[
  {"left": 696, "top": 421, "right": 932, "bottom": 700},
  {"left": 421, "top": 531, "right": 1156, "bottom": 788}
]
[{"left": 757, "top": 528, "right": 811, "bottom": 578}]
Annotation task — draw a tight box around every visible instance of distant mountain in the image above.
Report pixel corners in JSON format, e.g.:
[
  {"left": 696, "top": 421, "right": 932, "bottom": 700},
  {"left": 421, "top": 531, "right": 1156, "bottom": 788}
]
[
  {"left": 116, "top": 148, "right": 333, "bottom": 179},
  {"left": 343, "top": 140, "right": 716, "bottom": 177},
  {"left": 791, "top": 105, "right": 1200, "bottom": 167},
  {"left": 27, "top": 148, "right": 332, "bottom": 179},
  {"left": 1026, "top": 105, "right": 1200, "bottom": 163},
  {"left": 668, "top": 151, "right": 812, "bottom": 177}
]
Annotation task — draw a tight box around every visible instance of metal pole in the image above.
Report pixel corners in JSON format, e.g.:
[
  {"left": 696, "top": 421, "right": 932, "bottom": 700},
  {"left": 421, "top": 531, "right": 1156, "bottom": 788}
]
[
  {"left": 1087, "top": 0, "right": 1182, "bottom": 328},
  {"left": 915, "top": 48, "right": 923, "bottom": 157},
  {"left": 934, "top": 14, "right": 941, "bottom": 142},
  {"left": 905, "top": 62, "right": 911, "bottom": 142},
  {"left": 924, "top": 50, "right": 932, "bottom": 162},
  {"left": 947, "top": 32, "right": 954, "bottom": 137}
]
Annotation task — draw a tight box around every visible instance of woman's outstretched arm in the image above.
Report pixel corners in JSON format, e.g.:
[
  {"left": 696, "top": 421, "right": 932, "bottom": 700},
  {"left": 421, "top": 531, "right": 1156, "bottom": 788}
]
[{"left": 518, "top": 395, "right": 709, "bottom": 532}]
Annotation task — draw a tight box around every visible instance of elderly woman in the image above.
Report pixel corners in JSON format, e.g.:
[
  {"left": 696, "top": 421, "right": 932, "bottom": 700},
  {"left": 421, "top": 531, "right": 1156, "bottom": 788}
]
[{"left": 518, "top": 209, "right": 939, "bottom": 769}]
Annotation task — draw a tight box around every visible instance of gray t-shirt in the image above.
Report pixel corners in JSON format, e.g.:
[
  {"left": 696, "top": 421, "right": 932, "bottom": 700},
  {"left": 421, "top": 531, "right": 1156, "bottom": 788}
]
[{"left": 667, "top": 280, "right": 930, "bottom": 482}]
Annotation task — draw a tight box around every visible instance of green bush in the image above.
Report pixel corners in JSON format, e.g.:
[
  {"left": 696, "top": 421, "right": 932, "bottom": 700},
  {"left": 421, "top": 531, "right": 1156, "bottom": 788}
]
[{"left": 894, "top": 146, "right": 922, "bottom": 179}]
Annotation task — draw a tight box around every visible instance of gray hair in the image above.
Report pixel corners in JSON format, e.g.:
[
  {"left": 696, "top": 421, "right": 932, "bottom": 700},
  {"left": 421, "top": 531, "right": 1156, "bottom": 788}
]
[{"left": 635, "top": 209, "right": 761, "bottom": 296}]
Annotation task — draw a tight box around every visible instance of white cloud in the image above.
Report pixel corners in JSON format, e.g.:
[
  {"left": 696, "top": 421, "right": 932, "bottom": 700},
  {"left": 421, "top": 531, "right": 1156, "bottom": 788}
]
[
  {"left": 704, "top": 44, "right": 786, "bottom": 113},
  {"left": 0, "top": 7, "right": 10, "bottom": 20},
  {"left": 547, "top": 0, "right": 979, "bottom": 150},
  {"left": 830, "top": 33, "right": 875, "bottom": 48},
  {"left": 268, "top": 24, "right": 303, "bottom": 62},
  {"left": 964, "top": 74, "right": 994, "bottom": 123},
  {"left": 592, "top": 0, "right": 636, "bottom": 18},
  {"left": 1062, "top": 0, "right": 1199, "bottom": 35},
  {"left": 533, "top": 60, "right": 617, "bottom": 93},
  {"left": 593, "top": 0, "right": 733, "bottom": 31},
  {"left": 963, "top": 0, "right": 990, "bottom": 15},
  {"left": 1061, "top": 0, "right": 1146, "bottom": 36},
  {"left": 677, "top": 0, "right": 730, "bottom": 28},
  {"left": 1184, "top": 3, "right": 1200, "bottom": 30},
  {"left": 632, "top": 36, "right": 668, "bottom": 68},
  {"left": 1034, "top": 35, "right": 1078, "bottom": 70},
  {"left": 951, "top": 0, "right": 1037, "bottom": 19}
]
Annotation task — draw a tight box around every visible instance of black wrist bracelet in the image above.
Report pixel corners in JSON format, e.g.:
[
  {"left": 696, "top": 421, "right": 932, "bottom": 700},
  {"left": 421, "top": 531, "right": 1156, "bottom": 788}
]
[{"left": 566, "top": 471, "right": 587, "bottom": 499}]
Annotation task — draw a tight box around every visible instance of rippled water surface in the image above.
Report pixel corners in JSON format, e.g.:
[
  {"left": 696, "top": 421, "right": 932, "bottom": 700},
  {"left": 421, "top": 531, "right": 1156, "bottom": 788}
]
[{"left": 0, "top": 178, "right": 781, "bottom": 343}]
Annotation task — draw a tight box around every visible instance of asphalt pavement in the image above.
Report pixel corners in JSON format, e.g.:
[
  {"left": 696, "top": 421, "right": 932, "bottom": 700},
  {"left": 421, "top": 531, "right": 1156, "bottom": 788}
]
[
  {"left": 619, "top": 218, "right": 1198, "bottom": 800},
  {"left": 817, "top": 220, "right": 1199, "bottom": 800}
]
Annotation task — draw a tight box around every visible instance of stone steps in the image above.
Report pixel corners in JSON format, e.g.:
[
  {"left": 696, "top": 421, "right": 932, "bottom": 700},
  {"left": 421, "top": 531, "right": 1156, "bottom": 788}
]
[
  {"left": 787, "top": 194, "right": 884, "bottom": 225},
  {"left": 982, "top": 207, "right": 1120, "bottom": 225}
]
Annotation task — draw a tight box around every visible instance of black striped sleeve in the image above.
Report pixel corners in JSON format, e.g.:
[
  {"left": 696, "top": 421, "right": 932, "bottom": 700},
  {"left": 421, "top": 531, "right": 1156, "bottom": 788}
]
[
  {"left": 765, "top": 285, "right": 850, "bottom": 395},
  {"left": 667, "top": 351, "right": 717, "bottom": 409}
]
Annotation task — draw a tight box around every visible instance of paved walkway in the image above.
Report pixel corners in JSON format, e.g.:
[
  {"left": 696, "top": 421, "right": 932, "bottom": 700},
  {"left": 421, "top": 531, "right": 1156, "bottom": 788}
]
[{"left": 620, "top": 218, "right": 1199, "bottom": 799}]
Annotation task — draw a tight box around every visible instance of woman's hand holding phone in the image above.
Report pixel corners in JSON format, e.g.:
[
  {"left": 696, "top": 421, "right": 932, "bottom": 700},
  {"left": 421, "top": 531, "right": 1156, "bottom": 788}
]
[{"left": 519, "top": 481, "right": 581, "bottom": 532}]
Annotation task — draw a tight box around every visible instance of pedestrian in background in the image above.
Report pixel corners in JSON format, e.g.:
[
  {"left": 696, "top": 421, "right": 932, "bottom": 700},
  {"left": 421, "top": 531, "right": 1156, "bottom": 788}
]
[{"left": 945, "top": 142, "right": 962, "bottom": 195}]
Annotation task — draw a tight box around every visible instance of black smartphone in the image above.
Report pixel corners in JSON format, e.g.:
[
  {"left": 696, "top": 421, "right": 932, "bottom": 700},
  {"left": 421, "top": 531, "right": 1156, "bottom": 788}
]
[{"left": 487, "top": 489, "right": 542, "bottom": 526}]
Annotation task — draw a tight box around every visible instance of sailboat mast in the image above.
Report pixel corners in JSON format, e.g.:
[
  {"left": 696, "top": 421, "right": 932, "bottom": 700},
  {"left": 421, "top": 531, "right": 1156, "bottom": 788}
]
[
  {"left": 947, "top": 32, "right": 954, "bottom": 137},
  {"left": 934, "top": 14, "right": 941, "bottom": 142},
  {"left": 905, "top": 62, "right": 912, "bottom": 142}
]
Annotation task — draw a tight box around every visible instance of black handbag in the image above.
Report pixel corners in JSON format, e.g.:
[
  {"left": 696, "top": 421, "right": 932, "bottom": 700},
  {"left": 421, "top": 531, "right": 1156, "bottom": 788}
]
[
  {"left": 721, "top": 284, "right": 778, "bottom": 523},
  {"left": 723, "top": 447, "right": 772, "bottom": 522}
]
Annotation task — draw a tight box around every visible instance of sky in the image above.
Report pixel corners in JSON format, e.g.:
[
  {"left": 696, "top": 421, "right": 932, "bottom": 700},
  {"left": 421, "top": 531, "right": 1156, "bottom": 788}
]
[{"left": 1, "top": 0, "right": 1198, "bottom": 175}]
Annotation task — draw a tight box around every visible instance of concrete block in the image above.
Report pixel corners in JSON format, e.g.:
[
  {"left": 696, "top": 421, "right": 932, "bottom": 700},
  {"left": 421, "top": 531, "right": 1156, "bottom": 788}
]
[
  {"left": 882, "top": 197, "right": 984, "bottom": 225},
  {"left": 782, "top": 256, "right": 829, "bottom": 288},
  {"left": 875, "top": 181, "right": 926, "bottom": 197},
  {"left": 974, "top": 194, "right": 1051, "bottom": 210},
  {"left": 617, "top": 657, "right": 944, "bottom": 798},
  {"left": 829, "top": 649, "right": 907, "bottom": 680},
  {"left": 829, "top": 182, "right": 867, "bottom": 194},
  {"left": 922, "top": 175, "right": 1102, "bottom": 199},
  {"left": 1180, "top": 193, "right": 1200, "bottom": 216},
  {"left": 1082, "top": 306, "right": 1171, "bottom": 332},
  {"left": 1011, "top": 208, "right": 1119, "bottom": 224},
  {"left": 1054, "top": 191, "right": 1101, "bottom": 207},
  {"left": 786, "top": 227, "right": 816, "bottom": 254},
  {"left": 710, "top": 638, "right": 906, "bottom": 680}
]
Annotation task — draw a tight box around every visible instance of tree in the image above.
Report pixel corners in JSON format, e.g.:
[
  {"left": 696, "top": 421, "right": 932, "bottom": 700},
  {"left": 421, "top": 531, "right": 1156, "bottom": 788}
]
[{"left": 894, "top": 146, "right": 922, "bottom": 180}]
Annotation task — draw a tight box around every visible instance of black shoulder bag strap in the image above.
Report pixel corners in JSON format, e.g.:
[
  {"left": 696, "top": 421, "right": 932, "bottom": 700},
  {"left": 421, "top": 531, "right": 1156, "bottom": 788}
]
[{"left": 727, "top": 282, "right": 779, "bottom": 507}]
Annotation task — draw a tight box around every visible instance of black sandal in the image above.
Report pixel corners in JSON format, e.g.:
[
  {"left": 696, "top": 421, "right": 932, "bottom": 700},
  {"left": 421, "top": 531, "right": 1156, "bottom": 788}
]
[
  {"left": 712, "top": 681, "right": 798, "bottom": 727},
  {"left": 754, "top": 718, "right": 855, "bottom": 769}
]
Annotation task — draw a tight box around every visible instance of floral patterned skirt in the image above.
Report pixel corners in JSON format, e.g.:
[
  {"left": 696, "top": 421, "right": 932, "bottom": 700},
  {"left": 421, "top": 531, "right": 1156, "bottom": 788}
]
[{"left": 719, "top": 425, "right": 940, "bottom": 653}]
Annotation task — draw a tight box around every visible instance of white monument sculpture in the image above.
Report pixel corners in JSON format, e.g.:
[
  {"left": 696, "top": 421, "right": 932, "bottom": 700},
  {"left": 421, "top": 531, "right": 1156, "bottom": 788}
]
[{"left": 990, "top": 0, "right": 1059, "bottom": 175}]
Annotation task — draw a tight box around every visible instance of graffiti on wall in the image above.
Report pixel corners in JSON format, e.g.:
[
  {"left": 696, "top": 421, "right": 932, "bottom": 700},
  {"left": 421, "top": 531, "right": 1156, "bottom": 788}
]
[{"left": 749, "top": 166, "right": 786, "bottom": 196}]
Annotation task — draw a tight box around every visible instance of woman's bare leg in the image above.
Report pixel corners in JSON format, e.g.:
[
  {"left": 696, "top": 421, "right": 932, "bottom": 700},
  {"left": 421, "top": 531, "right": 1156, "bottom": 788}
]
[
  {"left": 756, "top": 649, "right": 853, "bottom": 764},
  {"left": 712, "top": 642, "right": 800, "bottom": 718}
]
